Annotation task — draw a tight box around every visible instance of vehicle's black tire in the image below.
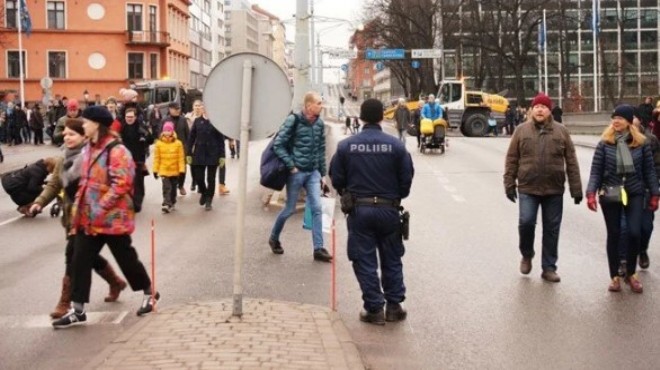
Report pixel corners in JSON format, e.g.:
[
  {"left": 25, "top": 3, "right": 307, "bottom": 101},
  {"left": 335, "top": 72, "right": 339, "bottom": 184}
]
[{"left": 464, "top": 113, "right": 489, "bottom": 137}]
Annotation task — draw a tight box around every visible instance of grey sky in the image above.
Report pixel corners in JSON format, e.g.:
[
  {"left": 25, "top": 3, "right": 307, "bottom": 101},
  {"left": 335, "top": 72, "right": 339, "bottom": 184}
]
[{"left": 253, "top": 0, "right": 365, "bottom": 80}]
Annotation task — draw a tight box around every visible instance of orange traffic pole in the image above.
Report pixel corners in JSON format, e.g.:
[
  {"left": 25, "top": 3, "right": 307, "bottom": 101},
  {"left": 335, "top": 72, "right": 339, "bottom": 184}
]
[
  {"left": 331, "top": 219, "right": 337, "bottom": 311},
  {"left": 151, "top": 218, "right": 157, "bottom": 313}
]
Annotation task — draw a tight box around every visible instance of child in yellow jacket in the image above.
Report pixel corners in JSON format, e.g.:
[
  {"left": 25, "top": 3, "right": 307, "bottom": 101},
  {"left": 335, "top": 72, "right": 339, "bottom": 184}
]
[{"left": 153, "top": 122, "right": 185, "bottom": 213}]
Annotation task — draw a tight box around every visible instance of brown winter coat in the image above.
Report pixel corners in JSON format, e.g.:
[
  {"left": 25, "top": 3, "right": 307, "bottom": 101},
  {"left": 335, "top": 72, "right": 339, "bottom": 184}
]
[{"left": 503, "top": 118, "right": 583, "bottom": 197}]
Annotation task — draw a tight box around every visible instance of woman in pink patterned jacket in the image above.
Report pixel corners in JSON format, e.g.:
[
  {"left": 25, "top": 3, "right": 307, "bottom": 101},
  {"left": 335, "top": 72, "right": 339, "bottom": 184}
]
[{"left": 53, "top": 106, "right": 160, "bottom": 329}]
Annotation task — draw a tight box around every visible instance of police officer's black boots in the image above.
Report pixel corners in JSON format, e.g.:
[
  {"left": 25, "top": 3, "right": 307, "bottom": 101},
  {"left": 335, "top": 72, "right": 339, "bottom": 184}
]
[
  {"left": 385, "top": 302, "right": 407, "bottom": 322},
  {"left": 359, "top": 309, "right": 385, "bottom": 325}
]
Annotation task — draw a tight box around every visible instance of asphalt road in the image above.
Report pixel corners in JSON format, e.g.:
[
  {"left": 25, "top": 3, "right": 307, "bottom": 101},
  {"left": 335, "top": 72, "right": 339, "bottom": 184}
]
[{"left": 0, "top": 125, "right": 658, "bottom": 370}]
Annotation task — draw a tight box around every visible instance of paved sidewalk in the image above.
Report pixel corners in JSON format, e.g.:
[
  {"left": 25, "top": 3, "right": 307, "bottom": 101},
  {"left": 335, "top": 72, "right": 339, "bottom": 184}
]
[
  {"left": 571, "top": 134, "right": 600, "bottom": 149},
  {"left": 85, "top": 299, "right": 365, "bottom": 370}
]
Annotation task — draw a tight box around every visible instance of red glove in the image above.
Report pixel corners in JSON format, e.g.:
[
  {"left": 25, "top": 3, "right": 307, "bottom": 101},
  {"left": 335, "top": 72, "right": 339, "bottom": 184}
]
[
  {"left": 587, "top": 193, "right": 597, "bottom": 212},
  {"left": 649, "top": 195, "right": 659, "bottom": 212}
]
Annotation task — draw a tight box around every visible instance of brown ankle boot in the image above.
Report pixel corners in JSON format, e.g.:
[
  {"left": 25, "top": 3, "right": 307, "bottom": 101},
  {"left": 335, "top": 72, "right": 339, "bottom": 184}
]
[
  {"left": 97, "top": 264, "right": 128, "bottom": 302},
  {"left": 50, "top": 276, "right": 71, "bottom": 319}
]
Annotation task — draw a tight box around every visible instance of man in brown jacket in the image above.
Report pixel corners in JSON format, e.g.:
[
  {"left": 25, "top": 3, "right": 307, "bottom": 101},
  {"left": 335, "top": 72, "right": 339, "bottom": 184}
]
[{"left": 503, "top": 93, "right": 583, "bottom": 283}]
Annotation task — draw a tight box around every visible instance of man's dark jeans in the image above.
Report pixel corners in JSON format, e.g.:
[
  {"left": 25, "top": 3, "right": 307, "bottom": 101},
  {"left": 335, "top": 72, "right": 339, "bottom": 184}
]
[{"left": 518, "top": 193, "right": 564, "bottom": 272}]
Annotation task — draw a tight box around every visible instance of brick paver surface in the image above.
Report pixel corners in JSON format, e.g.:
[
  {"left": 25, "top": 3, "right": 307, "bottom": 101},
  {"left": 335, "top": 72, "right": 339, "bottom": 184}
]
[{"left": 86, "top": 299, "right": 364, "bottom": 370}]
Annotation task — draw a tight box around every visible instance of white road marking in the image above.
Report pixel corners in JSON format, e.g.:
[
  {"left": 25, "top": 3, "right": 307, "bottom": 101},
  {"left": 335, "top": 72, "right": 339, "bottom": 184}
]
[
  {"left": 0, "top": 216, "right": 22, "bottom": 227},
  {"left": 443, "top": 185, "right": 457, "bottom": 193},
  {"left": 451, "top": 194, "right": 466, "bottom": 203},
  {"left": 0, "top": 311, "right": 129, "bottom": 329}
]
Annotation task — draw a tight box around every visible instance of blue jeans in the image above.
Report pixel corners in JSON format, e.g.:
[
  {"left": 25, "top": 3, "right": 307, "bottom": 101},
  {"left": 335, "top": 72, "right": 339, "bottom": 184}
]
[
  {"left": 270, "top": 170, "right": 323, "bottom": 250},
  {"left": 518, "top": 193, "right": 564, "bottom": 271}
]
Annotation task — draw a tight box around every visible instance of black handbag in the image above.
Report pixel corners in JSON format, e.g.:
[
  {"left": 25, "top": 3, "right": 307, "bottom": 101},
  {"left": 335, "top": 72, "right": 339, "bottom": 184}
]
[
  {"left": 406, "top": 124, "right": 419, "bottom": 136},
  {"left": 598, "top": 185, "right": 623, "bottom": 204}
]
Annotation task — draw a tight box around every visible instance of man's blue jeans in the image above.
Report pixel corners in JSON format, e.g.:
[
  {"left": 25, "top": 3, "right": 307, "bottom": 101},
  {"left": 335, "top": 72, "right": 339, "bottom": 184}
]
[
  {"left": 518, "top": 193, "right": 564, "bottom": 271},
  {"left": 270, "top": 170, "right": 323, "bottom": 250}
]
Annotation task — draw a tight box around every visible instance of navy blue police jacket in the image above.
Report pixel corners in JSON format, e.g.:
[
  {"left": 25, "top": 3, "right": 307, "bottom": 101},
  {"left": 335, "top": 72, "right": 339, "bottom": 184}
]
[{"left": 329, "top": 123, "right": 414, "bottom": 200}]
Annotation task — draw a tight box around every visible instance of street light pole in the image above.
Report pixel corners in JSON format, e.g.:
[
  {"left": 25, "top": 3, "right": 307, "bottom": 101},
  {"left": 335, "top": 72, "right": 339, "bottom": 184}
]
[
  {"left": 310, "top": 0, "right": 316, "bottom": 87},
  {"left": 293, "top": 0, "right": 310, "bottom": 112}
]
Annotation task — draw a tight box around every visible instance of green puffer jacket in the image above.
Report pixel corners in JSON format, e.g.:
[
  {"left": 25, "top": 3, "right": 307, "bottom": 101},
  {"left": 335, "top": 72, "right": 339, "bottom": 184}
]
[{"left": 273, "top": 113, "right": 327, "bottom": 176}]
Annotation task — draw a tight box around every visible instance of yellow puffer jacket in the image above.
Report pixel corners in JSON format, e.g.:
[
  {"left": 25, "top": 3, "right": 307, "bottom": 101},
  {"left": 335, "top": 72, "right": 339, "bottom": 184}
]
[{"left": 153, "top": 134, "right": 185, "bottom": 177}]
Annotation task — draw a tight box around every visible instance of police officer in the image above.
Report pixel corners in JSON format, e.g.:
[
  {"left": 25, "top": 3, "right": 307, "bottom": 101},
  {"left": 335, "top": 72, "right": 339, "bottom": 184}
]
[{"left": 329, "top": 98, "right": 414, "bottom": 325}]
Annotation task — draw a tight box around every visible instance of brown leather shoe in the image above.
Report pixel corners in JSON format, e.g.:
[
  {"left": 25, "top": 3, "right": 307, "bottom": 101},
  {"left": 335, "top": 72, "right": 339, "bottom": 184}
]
[
  {"left": 520, "top": 257, "right": 532, "bottom": 275},
  {"left": 359, "top": 309, "right": 385, "bottom": 325},
  {"left": 385, "top": 302, "right": 407, "bottom": 322},
  {"left": 97, "top": 264, "right": 128, "bottom": 302},
  {"left": 541, "top": 270, "right": 561, "bottom": 283},
  {"left": 50, "top": 276, "right": 71, "bottom": 319}
]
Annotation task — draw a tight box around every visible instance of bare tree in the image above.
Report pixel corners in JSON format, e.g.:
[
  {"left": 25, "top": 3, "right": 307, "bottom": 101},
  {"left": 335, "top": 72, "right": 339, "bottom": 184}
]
[{"left": 460, "top": 0, "right": 547, "bottom": 105}]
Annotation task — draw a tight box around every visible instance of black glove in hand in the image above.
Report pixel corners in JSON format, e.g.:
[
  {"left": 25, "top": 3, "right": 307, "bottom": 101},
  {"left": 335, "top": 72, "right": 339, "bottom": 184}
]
[
  {"left": 506, "top": 190, "right": 517, "bottom": 203},
  {"left": 153, "top": 173, "right": 159, "bottom": 180},
  {"left": 574, "top": 195, "right": 583, "bottom": 205}
]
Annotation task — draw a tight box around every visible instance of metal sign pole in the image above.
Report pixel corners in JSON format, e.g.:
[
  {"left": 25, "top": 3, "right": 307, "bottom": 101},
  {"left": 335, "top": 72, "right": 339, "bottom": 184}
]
[{"left": 232, "top": 59, "right": 253, "bottom": 317}]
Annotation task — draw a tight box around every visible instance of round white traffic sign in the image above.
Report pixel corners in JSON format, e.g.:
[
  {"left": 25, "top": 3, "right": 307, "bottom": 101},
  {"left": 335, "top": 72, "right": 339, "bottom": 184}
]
[
  {"left": 40, "top": 77, "right": 53, "bottom": 89},
  {"left": 203, "top": 52, "right": 292, "bottom": 141}
]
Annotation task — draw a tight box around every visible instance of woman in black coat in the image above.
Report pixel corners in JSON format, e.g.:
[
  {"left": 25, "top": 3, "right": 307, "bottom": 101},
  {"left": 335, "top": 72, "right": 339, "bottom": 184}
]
[
  {"left": 1, "top": 157, "right": 56, "bottom": 214},
  {"left": 186, "top": 100, "right": 225, "bottom": 210},
  {"left": 586, "top": 105, "right": 660, "bottom": 293}
]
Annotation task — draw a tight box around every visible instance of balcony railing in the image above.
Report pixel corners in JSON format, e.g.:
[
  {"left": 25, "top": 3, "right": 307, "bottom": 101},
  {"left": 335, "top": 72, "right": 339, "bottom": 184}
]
[{"left": 126, "top": 31, "right": 170, "bottom": 47}]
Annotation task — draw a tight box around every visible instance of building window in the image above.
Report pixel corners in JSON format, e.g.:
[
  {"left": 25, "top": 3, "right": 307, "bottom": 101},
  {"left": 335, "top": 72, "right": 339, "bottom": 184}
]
[
  {"left": 6, "top": 0, "right": 17, "bottom": 28},
  {"left": 204, "top": 0, "right": 211, "bottom": 12},
  {"left": 149, "top": 5, "right": 157, "bottom": 31},
  {"left": 6, "top": 50, "right": 26, "bottom": 78},
  {"left": 48, "top": 51, "right": 67, "bottom": 78},
  {"left": 128, "top": 53, "right": 144, "bottom": 79},
  {"left": 150, "top": 53, "right": 158, "bottom": 79},
  {"left": 225, "top": 38, "right": 231, "bottom": 47},
  {"left": 47, "top": 1, "right": 65, "bottom": 29},
  {"left": 127, "top": 4, "right": 143, "bottom": 31}
]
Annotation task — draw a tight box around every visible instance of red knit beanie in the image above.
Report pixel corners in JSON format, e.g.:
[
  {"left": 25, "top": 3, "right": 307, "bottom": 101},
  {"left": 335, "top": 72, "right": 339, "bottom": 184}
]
[{"left": 531, "top": 93, "right": 553, "bottom": 110}]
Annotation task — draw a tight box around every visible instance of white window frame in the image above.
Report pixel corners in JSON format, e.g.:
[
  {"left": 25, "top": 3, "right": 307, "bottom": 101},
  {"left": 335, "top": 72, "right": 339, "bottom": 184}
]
[
  {"left": 127, "top": 52, "right": 145, "bottom": 80},
  {"left": 126, "top": 3, "right": 144, "bottom": 32},
  {"left": 6, "top": 49, "right": 28, "bottom": 78},
  {"left": 47, "top": 50, "right": 68, "bottom": 79},
  {"left": 5, "top": 0, "right": 17, "bottom": 28},
  {"left": 45, "top": 0, "right": 67, "bottom": 30}
]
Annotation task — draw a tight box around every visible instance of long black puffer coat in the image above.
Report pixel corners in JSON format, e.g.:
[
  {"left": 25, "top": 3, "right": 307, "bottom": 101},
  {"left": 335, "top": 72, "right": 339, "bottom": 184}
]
[{"left": 1, "top": 159, "right": 50, "bottom": 206}]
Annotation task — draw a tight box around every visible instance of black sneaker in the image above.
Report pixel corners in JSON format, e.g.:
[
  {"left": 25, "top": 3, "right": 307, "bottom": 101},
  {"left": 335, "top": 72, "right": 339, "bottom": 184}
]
[
  {"left": 313, "top": 248, "right": 333, "bottom": 262},
  {"left": 52, "top": 309, "right": 87, "bottom": 329},
  {"left": 639, "top": 253, "right": 650, "bottom": 269},
  {"left": 205, "top": 201, "right": 212, "bottom": 211},
  {"left": 161, "top": 204, "right": 170, "bottom": 213},
  {"left": 137, "top": 292, "right": 161, "bottom": 316},
  {"left": 199, "top": 194, "right": 206, "bottom": 206},
  {"left": 359, "top": 309, "right": 385, "bottom": 325},
  {"left": 385, "top": 302, "right": 407, "bottom": 322},
  {"left": 269, "top": 239, "right": 284, "bottom": 254}
]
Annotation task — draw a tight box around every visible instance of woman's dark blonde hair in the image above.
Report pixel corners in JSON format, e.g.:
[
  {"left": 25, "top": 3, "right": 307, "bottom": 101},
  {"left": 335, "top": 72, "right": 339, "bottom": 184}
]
[
  {"left": 64, "top": 117, "right": 85, "bottom": 136},
  {"left": 601, "top": 120, "right": 646, "bottom": 148},
  {"left": 43, "top": 157, "right": 58, "bottom": 173}
]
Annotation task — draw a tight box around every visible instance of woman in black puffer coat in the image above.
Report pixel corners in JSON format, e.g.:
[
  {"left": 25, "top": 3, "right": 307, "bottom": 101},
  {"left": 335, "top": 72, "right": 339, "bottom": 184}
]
[
  {"left": 586, "top": 105, "right": 660, "bottom": 294},
  {"left": 186, "top": 100, "right": 225, "bottom": 210}
]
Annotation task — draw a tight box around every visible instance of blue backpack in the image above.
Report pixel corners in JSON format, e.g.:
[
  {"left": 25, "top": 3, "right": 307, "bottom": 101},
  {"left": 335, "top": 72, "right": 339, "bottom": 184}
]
[{"left": 260, "top": 114, "right": 299, "bottom": 191}]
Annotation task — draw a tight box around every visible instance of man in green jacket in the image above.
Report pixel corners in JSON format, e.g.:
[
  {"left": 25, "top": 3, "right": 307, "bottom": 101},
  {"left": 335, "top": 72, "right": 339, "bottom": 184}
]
[{"left": 268, "top": 91, "right": 332, "bottom": 263}]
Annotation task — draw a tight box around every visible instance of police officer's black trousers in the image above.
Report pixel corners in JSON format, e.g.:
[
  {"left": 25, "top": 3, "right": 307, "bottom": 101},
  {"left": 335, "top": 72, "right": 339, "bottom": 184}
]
[
  {"left": 70, "top": 233, "right": 151, "bottom": 304},
  {"left": 347, "top": 206, "right": 406, "bottom": 312}
]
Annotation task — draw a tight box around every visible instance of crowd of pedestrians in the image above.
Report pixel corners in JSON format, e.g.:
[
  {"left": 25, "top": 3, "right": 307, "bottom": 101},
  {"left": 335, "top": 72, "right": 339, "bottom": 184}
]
[{"left": 2, "top": 87, "right": 659, "bottom": 331}]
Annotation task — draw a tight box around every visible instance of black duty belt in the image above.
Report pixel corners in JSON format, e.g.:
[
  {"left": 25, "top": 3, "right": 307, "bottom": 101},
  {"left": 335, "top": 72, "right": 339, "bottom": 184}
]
[{"left": 355, "top": 197, "right": 400, "bottom": 207}]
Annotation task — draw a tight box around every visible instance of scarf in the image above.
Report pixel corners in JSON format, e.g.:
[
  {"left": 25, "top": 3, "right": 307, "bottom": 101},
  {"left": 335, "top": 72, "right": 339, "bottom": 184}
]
[
  {"left": 60, "top": 144, "right": 84, "bottom": 188},
  {"left": 615, "top": 131, "right": 635, "bottom": 176}
]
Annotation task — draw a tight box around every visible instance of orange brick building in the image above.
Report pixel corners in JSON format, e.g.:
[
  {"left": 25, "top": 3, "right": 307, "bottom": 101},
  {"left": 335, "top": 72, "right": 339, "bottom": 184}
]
[{"left": 0, "top": 0, "right": 191, "bottom": 104}]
